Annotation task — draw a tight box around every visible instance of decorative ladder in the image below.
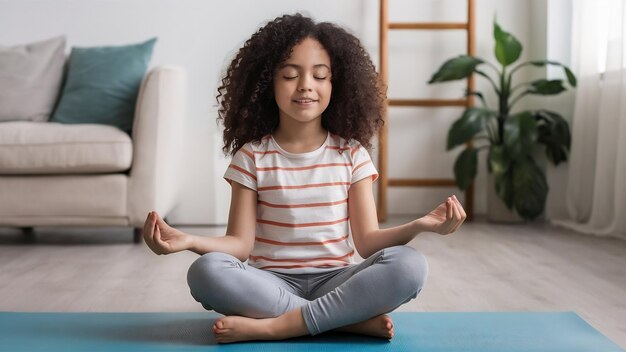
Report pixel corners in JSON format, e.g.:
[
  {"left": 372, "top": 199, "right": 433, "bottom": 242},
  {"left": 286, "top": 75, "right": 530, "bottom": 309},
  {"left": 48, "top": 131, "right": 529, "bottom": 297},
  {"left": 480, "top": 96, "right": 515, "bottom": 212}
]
[{"left": 377, "top": 0, "right": 476, "bottom": 222}]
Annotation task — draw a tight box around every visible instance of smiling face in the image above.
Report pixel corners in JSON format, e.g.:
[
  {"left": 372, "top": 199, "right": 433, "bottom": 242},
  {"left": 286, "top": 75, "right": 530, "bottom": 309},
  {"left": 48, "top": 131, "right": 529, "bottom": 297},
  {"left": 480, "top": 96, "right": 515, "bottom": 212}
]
[{"left": 273, "top": 37, "right": 332, "bottom": 127}]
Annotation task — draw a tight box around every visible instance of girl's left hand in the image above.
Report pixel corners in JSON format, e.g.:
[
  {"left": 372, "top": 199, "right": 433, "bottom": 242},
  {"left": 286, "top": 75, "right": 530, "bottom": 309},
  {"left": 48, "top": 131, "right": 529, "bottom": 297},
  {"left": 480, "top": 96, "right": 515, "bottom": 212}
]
[{"left": 416, "top": 195, "right": 466, "bottom": 235}]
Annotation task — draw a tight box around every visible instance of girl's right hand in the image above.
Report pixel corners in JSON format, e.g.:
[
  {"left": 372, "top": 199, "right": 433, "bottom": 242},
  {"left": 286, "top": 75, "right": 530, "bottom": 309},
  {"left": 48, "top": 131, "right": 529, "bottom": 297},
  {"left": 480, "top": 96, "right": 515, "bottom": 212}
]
[{"left": 143, "top": 211, "right": 194, "bottom": 255}]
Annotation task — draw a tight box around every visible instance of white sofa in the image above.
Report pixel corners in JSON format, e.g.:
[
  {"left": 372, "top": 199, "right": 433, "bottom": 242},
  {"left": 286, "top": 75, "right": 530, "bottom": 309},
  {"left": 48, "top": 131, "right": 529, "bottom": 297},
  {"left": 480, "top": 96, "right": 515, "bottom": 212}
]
[{"left": 0, "top": 66, "right": 186, "bottom": 242}]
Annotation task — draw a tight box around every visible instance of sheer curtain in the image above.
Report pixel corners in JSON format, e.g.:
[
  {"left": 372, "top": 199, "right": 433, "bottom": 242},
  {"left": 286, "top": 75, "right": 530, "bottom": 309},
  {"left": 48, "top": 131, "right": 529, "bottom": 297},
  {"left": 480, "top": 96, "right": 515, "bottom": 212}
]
[{"left": 552, "top": 0, "right": 626, "bottom": 240}]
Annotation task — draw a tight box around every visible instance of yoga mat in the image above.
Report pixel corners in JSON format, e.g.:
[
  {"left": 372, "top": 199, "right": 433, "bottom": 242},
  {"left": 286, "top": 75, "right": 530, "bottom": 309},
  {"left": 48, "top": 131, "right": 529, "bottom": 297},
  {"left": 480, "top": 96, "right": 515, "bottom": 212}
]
[{"left": 0, "top": 311, "right": 622, "bottom": 351}]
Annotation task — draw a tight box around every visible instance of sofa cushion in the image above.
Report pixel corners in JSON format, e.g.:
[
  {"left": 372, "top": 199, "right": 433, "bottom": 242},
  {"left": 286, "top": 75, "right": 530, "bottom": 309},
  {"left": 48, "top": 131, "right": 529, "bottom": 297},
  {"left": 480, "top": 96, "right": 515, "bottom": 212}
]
[
  {"left": 0, "top": 175, "right": 127, "bottom": 221},
  {"left": 0, "top": 121, "right": 132, "bottom": 174},
  {"left": 0, "top": 36, "right": 66, "bottom": 123},
  {"left": 50, "top": 38, "right": 157, "bottom": 134}
]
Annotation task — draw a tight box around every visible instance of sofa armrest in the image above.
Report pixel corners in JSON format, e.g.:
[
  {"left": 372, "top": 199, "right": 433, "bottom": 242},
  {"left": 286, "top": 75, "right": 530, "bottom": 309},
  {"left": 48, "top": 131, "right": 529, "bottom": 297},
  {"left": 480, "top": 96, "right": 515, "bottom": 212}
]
[{"left": 127, "top": 66, "right": 187, "bottom": 227}]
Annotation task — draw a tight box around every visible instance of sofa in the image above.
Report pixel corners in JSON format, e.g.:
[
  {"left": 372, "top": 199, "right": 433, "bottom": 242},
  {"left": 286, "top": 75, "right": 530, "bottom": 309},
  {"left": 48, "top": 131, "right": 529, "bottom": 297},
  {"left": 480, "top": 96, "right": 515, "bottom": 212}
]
[{"left": 0, "top": 66, "right": 186, "bottom": 242}]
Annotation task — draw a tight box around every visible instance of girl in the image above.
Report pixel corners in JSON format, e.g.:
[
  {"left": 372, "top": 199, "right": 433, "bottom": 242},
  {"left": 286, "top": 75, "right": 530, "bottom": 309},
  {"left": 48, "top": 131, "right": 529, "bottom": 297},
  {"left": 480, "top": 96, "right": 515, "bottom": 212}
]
[{"left": 143, "top": 13, "right": 466, "bottom": 344}]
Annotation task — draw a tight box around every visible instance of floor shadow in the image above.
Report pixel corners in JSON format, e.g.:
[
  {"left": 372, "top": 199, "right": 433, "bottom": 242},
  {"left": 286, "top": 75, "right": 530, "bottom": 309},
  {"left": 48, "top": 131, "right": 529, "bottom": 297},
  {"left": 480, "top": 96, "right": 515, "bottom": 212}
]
[
  {"left": 90, "top": 317, "right": 218, "bottom": 345},
  {"left": 30, "top": 316, "right": 217, "bottom": 346},
  {"left": 0, "top": 226, "right": 136, "bottom": 246}
]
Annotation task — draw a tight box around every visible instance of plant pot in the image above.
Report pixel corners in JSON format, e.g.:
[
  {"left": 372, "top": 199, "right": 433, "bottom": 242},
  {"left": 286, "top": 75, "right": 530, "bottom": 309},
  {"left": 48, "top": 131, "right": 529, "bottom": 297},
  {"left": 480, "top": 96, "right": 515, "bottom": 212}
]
[{"left": 486, "top": 173, "right": 524, "bottom": 223}]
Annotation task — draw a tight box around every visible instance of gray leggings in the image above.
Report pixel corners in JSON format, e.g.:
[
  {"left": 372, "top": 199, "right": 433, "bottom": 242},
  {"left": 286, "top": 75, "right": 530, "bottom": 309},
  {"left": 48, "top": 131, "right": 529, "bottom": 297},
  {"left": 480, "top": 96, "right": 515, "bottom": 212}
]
[{"left": 187, "top": 245, "right": 428, "bottom": 336}]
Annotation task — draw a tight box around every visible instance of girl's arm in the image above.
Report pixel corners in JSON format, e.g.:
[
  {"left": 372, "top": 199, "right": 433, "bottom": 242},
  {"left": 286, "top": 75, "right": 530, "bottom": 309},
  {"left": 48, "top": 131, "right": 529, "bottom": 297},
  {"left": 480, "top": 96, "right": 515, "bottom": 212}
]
[
  {"left": 143, "top": 181, "right": 257, "bottom": 262},
  {"left": 189, "top": 181, "right": 257, "bottom": 260},
  {"left": 348, "top": 177, "right": 466, "bottom": 259}
]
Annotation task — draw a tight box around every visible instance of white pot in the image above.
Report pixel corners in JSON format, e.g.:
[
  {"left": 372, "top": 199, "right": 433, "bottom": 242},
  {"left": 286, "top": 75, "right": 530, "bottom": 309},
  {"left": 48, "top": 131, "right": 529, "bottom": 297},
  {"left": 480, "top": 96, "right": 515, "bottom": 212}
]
[{"left": 486, "top": 173, "right": 524, "bottom": 223}]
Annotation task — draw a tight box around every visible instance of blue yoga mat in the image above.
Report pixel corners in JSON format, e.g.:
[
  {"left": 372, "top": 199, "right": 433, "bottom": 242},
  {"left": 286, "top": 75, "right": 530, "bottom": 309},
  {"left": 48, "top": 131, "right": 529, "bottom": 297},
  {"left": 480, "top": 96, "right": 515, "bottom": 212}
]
[{"left": 0, "top": 311, "right": 622, "bottom": 352}]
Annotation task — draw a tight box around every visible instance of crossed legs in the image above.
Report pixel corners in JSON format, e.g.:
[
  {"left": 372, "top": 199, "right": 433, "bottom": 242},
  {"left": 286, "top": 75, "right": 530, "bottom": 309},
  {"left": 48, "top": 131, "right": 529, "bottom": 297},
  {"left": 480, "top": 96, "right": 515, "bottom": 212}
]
[{"left": 187, "top": 246, "right": 428, "bottom": 343}]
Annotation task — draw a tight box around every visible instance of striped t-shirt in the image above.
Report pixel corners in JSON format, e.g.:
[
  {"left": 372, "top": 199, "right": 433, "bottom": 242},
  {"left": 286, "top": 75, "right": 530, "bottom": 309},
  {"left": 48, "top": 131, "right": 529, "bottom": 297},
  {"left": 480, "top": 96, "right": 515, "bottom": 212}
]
[{"left": 223, "top": 131, "right": 379, "bottom": 274}]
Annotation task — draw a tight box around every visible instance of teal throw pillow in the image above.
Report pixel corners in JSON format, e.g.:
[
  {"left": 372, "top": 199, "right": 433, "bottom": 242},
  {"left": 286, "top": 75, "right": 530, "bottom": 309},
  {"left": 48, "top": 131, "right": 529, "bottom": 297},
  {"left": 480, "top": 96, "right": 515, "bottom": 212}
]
[{"left": 51, "top": 38, "right": 157, "bottom": 133}]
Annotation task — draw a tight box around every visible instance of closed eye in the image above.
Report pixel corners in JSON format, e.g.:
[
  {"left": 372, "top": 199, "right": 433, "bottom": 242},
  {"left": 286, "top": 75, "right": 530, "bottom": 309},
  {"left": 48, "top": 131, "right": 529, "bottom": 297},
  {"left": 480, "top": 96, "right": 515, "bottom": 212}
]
[{"left": 282, "top": 75, "right": 327, "bottom": 80}]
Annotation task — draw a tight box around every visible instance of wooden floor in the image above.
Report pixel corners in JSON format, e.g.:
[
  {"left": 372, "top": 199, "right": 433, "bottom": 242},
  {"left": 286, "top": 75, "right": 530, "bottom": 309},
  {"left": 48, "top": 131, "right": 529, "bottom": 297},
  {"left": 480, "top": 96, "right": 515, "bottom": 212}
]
[{"left": 1, "top": 216, "right": 625, "bottom": 348}]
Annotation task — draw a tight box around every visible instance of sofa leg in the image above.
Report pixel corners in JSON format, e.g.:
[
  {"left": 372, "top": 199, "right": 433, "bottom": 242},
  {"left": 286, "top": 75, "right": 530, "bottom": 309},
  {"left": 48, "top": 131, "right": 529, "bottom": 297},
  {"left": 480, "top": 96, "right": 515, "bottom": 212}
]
[
  {"left": 21, "top": 227, "right": 35, "bottom": 243},
  {"left": 133, "top": 228, "right": 142, "bottom": 244}
]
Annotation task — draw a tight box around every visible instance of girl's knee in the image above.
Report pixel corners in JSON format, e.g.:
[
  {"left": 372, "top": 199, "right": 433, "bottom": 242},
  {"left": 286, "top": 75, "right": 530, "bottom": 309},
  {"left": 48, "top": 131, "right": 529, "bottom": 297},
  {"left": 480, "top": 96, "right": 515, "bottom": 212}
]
[
  {"left": 186, "top": 252, "right": 241, "bottom": 299},
  {"left": 384, "top": 246, "right": 429, "bottom": 294}
]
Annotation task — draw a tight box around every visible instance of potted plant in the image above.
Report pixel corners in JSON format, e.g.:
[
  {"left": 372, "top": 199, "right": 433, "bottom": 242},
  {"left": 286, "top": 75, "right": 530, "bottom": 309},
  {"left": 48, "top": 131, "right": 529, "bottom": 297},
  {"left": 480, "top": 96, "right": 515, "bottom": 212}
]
[{"left": 428, "top": 20, "right": 576, "bottom": 221}]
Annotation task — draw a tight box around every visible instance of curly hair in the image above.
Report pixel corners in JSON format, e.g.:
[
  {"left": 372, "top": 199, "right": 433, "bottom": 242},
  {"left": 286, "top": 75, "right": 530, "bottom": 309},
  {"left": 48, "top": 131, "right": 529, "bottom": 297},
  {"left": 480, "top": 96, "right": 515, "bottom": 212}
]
[{"left": 216, "top": 13, "right": 385, "bottom": 156}]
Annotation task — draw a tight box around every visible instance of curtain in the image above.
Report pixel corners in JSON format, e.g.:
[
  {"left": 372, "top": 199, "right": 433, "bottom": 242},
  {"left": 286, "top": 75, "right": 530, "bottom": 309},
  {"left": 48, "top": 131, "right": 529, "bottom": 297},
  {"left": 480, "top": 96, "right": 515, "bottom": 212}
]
[{"left": 551, "top": 0, "right": 626, "bottom": 240}]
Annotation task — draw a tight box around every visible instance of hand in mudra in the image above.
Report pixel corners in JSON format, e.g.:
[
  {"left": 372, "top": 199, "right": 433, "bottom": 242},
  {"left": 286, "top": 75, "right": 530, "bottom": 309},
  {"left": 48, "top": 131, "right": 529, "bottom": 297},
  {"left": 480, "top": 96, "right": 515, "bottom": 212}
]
[
  {"left": 143, "top": 211, "right": 192, "bottom": 255},
  {"left": 418, "top": 195, "right": 466, "bottom": 235}
]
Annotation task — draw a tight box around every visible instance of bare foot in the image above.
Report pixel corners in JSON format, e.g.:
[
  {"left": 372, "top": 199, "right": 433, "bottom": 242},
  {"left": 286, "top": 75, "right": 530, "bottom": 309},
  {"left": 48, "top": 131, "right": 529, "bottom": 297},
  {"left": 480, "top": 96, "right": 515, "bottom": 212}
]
[
  {"left": 335, "top": 314, "right": 394, "bottom": 339},
  {"left": 212, "top": 313, "right": 393, "bottom": 343},
  {"left": 212, "top": 315, "right": 275, "bottom": 343}
]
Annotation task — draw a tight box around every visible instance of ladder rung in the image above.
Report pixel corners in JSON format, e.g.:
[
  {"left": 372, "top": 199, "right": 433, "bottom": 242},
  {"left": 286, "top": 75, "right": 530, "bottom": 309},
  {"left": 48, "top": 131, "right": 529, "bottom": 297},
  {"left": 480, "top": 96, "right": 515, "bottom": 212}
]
[
  {"left": 389, "top": 22, "right": 468, "bottom": 30},
  {"left": 389, "top": 179, "right": 457, "bottom": 187},
  {"left": 388, "top": 99, "right": 468, "bottom": 107}
]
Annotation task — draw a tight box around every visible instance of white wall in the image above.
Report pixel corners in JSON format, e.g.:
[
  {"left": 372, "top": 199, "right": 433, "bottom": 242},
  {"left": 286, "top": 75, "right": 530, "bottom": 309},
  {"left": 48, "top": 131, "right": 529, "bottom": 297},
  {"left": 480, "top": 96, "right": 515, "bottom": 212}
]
[{"left": 1, "top": 0, "right": 569, "bottom": 225}]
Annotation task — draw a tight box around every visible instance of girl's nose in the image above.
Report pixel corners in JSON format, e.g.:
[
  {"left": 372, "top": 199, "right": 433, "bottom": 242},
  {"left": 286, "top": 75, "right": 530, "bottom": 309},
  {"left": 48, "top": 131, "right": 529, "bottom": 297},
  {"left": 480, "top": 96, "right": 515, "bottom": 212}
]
[{"left": 297, "top": 76, "right": 313, "bottom": 91}]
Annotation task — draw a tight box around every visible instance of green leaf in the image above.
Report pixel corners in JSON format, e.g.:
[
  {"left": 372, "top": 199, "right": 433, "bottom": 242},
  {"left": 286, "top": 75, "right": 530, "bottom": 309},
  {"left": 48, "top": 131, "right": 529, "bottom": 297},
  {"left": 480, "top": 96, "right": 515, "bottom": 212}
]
[
  {"left": 543, "top": 139, "right": 568, "bottom": 165},
  {"left": 527, "top": 79, "right": 566, "bottom": 95},
  {"left": 488, "top": 145, "right": 511, "bottom": 176},
  {"left": 512, "top": 158, "right": 548, "bottom": 220},
  {"left": 465, "top": 90, "right": 487, "bottom": 107},
  {"left": 495, "top": 170, "right": 514, "bottom": 209},
  {"left": 453, "top": 147, "right": 478, "bottom": 191},
  {"left": 533, "top": 110, "right": 571, "bottom": 165},
  {"left": 447, "top": 108, "right": 497, "bottom": 150},
  {"left": 503, "top": 111, "right": 538, "bottom": 158},
  {"left": 530, "top": 60, "right": 577, "bottom": 87},
  {"left": 465, "top": 90, "right": 485, "bottom": 101},
  {"left": 428, "top": 55, "right": 484, "bottom": 83},
  {"left": 494, "top": 21, "right": 522, "bottom": 66},
  {"left": 564, "top": 66, "right": 577, "bottom": 87}
]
